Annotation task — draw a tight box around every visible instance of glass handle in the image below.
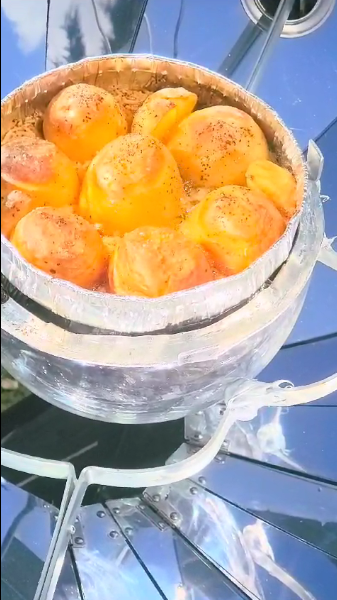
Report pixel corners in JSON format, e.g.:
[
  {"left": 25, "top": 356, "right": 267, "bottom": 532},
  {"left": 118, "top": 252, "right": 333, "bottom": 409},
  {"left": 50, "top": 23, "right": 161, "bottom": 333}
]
[{"left": 318, "top": 235, "right": 337, "bottom": 270}]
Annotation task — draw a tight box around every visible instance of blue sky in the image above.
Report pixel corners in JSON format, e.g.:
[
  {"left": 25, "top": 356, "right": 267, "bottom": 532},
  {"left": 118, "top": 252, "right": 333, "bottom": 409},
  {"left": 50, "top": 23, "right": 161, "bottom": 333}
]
[{"left": 1, "top": 8, "right": 46, "bottom": 98}]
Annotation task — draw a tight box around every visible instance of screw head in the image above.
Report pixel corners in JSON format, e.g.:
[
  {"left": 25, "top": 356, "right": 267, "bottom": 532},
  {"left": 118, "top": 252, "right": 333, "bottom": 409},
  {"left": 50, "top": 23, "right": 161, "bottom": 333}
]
[
  {"left": 125, "top": 527, "right": 133, "bottom": 537},
  {"left": 74, "top": 537, "right": 84, "bottom": 546},
  {"left": 198, "top": 476, "right": 206, "bottom": 485},
  {"left": 152, "top": 494, "right": 161, "bottom": 503},
  {"left": 97, "top": 511, "right": 106, "bottom": 519},
  {"left": 109, "top": 530, "right": 119, "bottom": 539},
  {"left": 170, "top": 512, "right": 179, "bottom": 522},
  {"left": 113, "top": 507, "right": 121, "bottom": 515},
  {"left": 190, "top": 486, "right": 198, "bottom": 495},
  {"left": 194, "top": 432, "right": 203, "bottom": 441}
]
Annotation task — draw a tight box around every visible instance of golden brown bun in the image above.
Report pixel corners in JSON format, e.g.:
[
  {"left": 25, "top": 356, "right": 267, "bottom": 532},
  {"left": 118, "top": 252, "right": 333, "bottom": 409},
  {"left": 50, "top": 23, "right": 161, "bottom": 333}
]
[
  {"left": 109, "top": 226, "right": 213, "bottom": 297},
  {"left": 181, "top": 185, "right": 285, "bottom": 275},
  {"left": 246, "top": 159, "right": 297, "bottom": 220},
  {"left": 1, "top": 138, "right": 79, "bottom": 236},
  {"left": 132, "top": 87, "right": 197, "bottom": 142},
  {"left": 102, "top": 235, "right": 121, "bottom": 259},
  {"left": 1, "top": 190, "right": 38, "bottom": 239},
  {"left": 44, "top": 83, "right": 128, "bottom": 162},
  {"left": 11, "top": 207, "right": 107, "bottom": 288},
  {"left": 182, "top": 183, "right": 214, "bottom": 213},
  {"left": 167, "top": 105, "right": 269, "bottom": 187},
  {"left": 79, "top": 133, "right": 185, "bottom": 236},
  {"left": 2, "top": 112, "right": 43, "bottom": 145}
]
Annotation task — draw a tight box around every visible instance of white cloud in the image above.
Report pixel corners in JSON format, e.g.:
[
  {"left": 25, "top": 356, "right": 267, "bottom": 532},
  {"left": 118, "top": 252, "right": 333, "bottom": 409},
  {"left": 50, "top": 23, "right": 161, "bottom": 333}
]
[
  {"left": 2, "top": 0, "right": 47, "bottom": 53},
  {"left": 1, "top": 0, "right": 117, "bottom": 66}
]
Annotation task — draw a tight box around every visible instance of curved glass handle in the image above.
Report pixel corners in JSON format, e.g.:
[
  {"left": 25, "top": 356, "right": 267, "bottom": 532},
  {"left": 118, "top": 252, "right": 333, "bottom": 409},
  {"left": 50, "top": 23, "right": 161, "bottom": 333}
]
[
  {"left": 48, "top": 373, "right": 337, "bottom": 494},
  {"left": 1, "top": 447, "right": 75, "bottom": 481},
  {"left": 318, "top": 235, "right": 337, "bottom": 270}
]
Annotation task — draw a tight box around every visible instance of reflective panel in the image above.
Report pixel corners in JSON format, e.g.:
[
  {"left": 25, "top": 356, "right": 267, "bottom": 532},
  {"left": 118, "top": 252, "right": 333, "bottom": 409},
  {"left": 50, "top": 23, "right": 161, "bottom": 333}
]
[
  {"left": 106, "top": 498, "right": 245, "bottom": 600},
  {"left": 287, "top": 118, "right": 337, "bottom": 344},
  {"left": 72, "top": 504, "right": 165, "bottom": 600},
  {"left": 185, "top": 403, "right": 337, "bottom": 482},
  {"left": 260, "top": 337, "right": 337, "bottom": 406},
  {"left": 134, "top": 0, "right": 267, "bottom": 86},
  {"left": 46, "top": 0, "right": 147, "bottom": 68},
  {"left": 53, "top": 550, "right": 82, "bottom": 600},
  {"left": 256, "top": 8, "right": 337, "bottom": 148},
  {"left": 146, "top": 480, "right": 337, "bottom": 600},
  {"left": 225, "top": 405, "right": 337, "bottom": 482},
  {"left": 183, "top": 450, "right": 337, "bottom": 558},
  {"left": 1, "top": 479, "right": 57, "bottom": 600}
]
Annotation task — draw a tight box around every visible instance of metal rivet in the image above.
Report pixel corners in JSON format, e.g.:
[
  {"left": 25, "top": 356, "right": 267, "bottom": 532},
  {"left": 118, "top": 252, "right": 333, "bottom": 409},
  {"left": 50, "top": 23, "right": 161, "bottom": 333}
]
[
  {"left": 190, "top": 486, "right": 198, "bottom": 495},
  {"left": 198, "top": 476, "right": 206, "bottom": 485},
  {"left": 125, "top": 527, "right": 133, "bottom": 536},
  {"left": 194, "top": 432, "right": 203, "bottom": 441},
  {"left": 219, "top": 407, "right": 226, "bottom": 415},
  {"left": 170, "top": 512, "right": 179, "bottom": 522},
  {"left": 152, "top": 494, "right": 161, "bottom": 503},
  {"left": 74, "top": 537, "right": 84, "bottom": 546},
  {"left": 158, "top": 522, "right": 166, "bottom": 530},
  {"left": 97, "top": 511, "right": 106, "bottom": 518},
  {"left": 69, "top": 525, "right": 76, "bottom": 535},
  {"left": 113, "top": 507, "right": 120, "bottom": 515},
  {"left": 109, "top": 530, "right": 119, "bottom": 539}
]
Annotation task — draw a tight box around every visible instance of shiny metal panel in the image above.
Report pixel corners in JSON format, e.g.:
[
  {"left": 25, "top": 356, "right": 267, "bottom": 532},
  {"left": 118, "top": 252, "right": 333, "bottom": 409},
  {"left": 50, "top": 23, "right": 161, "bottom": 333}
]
[
  {"left": 261, "top": 337, "right": 337, "bottom": 407},
  {"left": 53, "top": 551, "right": 82, "bottom": 600},
  {"left": 225, "top": 405, "right": 337, "bottom": 481},
  {"left": 288, "top": 119, "right": 337, "bottom": 344},
  {"left": 106, "top": 498, "right": 245, "bottom": 600},
  {"left": 72, "top": 504, "right": 165, "bottom": 600},
  {"left": 1, "top": 480, "right": 57, "bottom": 600},
  {"left": 134, "top": 0, "right": 272, "bottom": 86},
  {"left": 146, "top": 479, "right": 337, "bottom": 600},
  {"left": 1, "top": 449, "right": 77, "bottom": 600},
  {"left": 256, "top": 7, "right": 337, "bottom": 148},
  {"left": 46, "top": 0, "right": 147, "bottom": 68},
  {"left": 177, "top": 448, "right": 337, "bottom": 557},
  {"left": 185, "top": 403, "right": 337, "bottom": 481}
]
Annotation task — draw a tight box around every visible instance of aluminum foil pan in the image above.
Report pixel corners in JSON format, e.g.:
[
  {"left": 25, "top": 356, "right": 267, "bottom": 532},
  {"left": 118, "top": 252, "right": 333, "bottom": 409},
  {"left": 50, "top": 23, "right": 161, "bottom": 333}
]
[{"left": 1, "top": 55, "right": 306, "bottom": 334}]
